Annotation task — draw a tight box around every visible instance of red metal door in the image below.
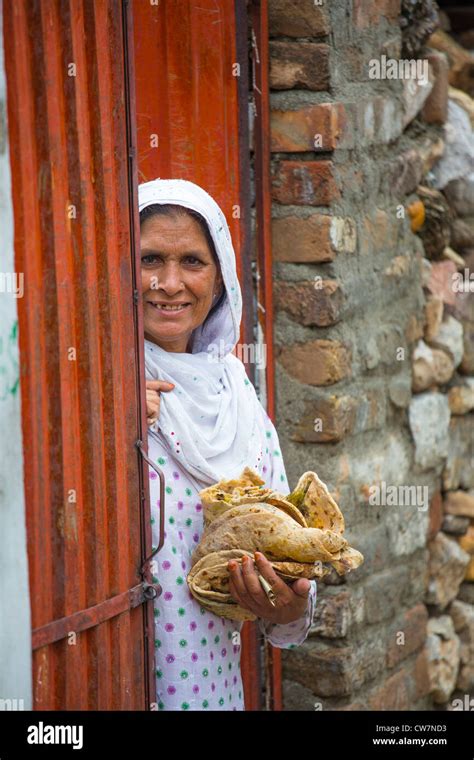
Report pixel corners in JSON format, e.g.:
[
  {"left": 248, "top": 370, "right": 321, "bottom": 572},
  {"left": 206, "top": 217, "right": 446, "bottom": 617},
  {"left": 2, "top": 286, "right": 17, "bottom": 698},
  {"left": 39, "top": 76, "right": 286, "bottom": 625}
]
[
  {"left": 131, "top": 0, "right": 264, "bottom": 709},
  {"left": 3, "top": 0, "right": 155, "bottom": 709}
]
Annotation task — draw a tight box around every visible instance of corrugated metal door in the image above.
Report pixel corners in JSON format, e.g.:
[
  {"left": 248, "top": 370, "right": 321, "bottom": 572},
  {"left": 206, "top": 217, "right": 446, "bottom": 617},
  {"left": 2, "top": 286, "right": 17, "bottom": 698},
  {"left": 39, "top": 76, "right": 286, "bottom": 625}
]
[
  {"left": 3, "top": 0, "right": 155, "bottom": 709},
  {"left": 131, "top": 0, "right": 264, "bottom": 710}
]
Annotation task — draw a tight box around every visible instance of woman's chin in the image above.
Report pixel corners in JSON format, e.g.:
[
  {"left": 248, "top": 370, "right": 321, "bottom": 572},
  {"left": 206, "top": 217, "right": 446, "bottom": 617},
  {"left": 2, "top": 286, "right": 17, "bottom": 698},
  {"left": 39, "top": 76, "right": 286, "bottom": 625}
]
[{"left": 145, "top": 325, "right": 193, "bottom": 350}]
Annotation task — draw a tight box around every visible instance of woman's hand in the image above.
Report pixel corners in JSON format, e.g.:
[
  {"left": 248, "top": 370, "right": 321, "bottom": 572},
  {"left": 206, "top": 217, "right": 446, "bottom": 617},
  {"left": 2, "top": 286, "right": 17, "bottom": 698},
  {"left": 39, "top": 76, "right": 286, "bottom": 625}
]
[
  {"left": 146, "top": 380, "right": 175, "bottom": 425},
  {"left": 227, "top": 552, "right": 310, "bottom": 625}
]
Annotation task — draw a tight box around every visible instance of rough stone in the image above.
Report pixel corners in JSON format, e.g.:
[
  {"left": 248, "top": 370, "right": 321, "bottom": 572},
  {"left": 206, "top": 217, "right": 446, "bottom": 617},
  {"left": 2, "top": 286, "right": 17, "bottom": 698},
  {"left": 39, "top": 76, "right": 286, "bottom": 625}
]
[
  {"left": 402, "top": 69, "right": 434, "bottom": 128},
  {"left": 444, "top": 174, "right": 474, "bottom": 217},
  {"left": 388, "top": 375, "right": 412, "bottom": 408},
  {"left": 444, "top": 490, "right": 474, "bottom": 519},
  {"left": 389, "top": 148, "right": 424, "bottom": 197},
  {"left": 425, "top": 615, "right": 461, "bottom": 703},
  {"left": 425, "top": 260, "right": 458, "bottom": 306},
  {"left": 424, "top": 296, "right": 444, "bottom": 342},
  {"left": 422, "top": 51, "right": 449, "bottom": 124},
  {"left": 441, "top": 514, "right": 471, "bottom": 536},
  {"left": 412, "top": 339, "right": 455, "bottom": 391},
  {"left": 449, "top": 600, "right": 474, "bottom": 693},
  {"left": 408, "top": 392, "right": 451, "bottom": 470},
  {"left": 428, "top": 490, "right": 443, "bottom": 540},
  {"left": 425, "top": 532, "right": 471, "bottom": 609},
  {"left": 432, "top": 101, "right": 474, "bottom": 190},
  {"left": 447, "top": 379, "right": 474, "bottom": 414},
  {"left": 442, "top": 417, "right": 474, "bottom": 490},
  {"left": 458, "top": 582, "right": 474, "bottom": 605},
  {"left": 281, "top": 679, "right": 318, "bottom": 711},
  {"left": 428, "top": 315, "right": 464, "bottom": 368},
  {"left": 459, "top": 525, "right": 474, "bottom": 580}
]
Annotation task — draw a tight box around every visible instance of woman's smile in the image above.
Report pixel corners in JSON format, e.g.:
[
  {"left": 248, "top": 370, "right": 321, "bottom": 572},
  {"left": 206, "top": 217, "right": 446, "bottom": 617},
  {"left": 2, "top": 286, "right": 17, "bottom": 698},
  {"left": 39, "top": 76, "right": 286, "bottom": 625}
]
[{"left": 147, "top": 300, "right": 193, "bottom": 316}]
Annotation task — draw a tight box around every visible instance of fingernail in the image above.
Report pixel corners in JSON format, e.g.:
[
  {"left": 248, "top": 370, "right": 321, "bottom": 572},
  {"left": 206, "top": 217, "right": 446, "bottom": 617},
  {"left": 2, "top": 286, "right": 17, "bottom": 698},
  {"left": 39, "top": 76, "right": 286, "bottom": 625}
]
[
  {"left": 254, "top": 552, "right": 262, "bottom": 561},
  {"left": 242, "top": 556, "right": 247, "bottom": 564}
]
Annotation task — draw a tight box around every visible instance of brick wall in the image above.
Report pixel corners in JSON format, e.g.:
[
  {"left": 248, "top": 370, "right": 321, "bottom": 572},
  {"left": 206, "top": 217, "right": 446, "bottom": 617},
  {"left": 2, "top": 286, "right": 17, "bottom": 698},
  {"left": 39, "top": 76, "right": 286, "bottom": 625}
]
[{"left": 265, "top": 0, "right": 474, "bottom": 710}]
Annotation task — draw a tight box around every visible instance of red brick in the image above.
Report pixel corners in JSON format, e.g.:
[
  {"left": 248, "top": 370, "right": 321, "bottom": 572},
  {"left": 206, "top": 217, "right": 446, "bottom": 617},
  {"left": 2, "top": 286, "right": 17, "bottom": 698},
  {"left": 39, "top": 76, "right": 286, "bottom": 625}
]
[
  {"left": 310, "top": 591, "right": 353, "bottom": 638},
  {"left": 358, "top": 208, "right": 394, "bottom": 256},
  {"left": 368, "top": 668, "right": 411, "bottom": 710},
  {"left": 422, "top": 51, "right": 449, "bottom": 124},
  {"left": 268, "top": 0, "right": 330, "bottom": 38},
  {"left": 271, "top": 160, "right": 340, "bottom": 206},
  {"left": 277, "top": 339, "right": 352, "bottom": 386},
  {"left": 292, "top": 396, "right": 358, "bottom": 444},
  {"left": 292, "top": 388, "right": 386, "bottom": 443},
  {"left": 272, "top": 214, "right": 356, "bottom": 263},
  {"left": 386, "top": 604, "right": 429, "bottom": 668},
  {"left": 273, "top": 279, "right": 343, "bottom": 326},
  {"left": 282, "top": 646, "right": 356, "bottom": 697},
  {"left": 269, "top": 41, "right": 329, "bottom": 91},
  {"left": 271, "top": 103, "right": 347, "bottom": 152}
]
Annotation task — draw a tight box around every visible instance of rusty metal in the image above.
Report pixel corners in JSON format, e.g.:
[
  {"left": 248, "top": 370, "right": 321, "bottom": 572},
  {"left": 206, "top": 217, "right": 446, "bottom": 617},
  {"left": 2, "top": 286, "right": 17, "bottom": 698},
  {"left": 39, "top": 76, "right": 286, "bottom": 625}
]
[
  {"left": 131, "top": 0, "right": 254, "bottom": 365},
  {"left": 3, "top": 0, "right": 153, "bottom": 710},
  {"left": 131, "top": 0, "right": 261, "bottom": 709},
  {"left": 135, "top": 439, "right": 166, "bottom": 562},
  {"left": 32, "top": 582, "right": 157, "bottom": 651},
  {"left": 250, "top": 0, "right": 282, "bottom": 711}
]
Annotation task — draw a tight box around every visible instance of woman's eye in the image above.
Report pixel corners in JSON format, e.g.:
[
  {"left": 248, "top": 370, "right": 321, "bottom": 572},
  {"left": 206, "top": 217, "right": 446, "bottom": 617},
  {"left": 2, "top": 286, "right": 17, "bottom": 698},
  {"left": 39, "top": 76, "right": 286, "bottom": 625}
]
[
  {"left": 185, "top": 256, "right": 203, "bottom": 266},
  {"left": 141, "top": 254, "right": 160, "bottom": 266}
]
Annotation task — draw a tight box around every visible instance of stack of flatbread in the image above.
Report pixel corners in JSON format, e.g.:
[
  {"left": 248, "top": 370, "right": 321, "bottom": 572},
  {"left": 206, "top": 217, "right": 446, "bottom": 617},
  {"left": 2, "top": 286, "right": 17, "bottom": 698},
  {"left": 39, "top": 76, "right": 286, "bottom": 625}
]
[{"left": 187, "top": 467, "right": 364, "bottom": 621}]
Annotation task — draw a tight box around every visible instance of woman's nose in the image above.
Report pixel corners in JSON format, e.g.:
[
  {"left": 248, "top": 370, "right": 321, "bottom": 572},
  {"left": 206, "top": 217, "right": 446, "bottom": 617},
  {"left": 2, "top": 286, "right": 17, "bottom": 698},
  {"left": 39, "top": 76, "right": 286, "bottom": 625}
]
[{"left": 157, "top": 263, "right": 185, "bottom": 294}]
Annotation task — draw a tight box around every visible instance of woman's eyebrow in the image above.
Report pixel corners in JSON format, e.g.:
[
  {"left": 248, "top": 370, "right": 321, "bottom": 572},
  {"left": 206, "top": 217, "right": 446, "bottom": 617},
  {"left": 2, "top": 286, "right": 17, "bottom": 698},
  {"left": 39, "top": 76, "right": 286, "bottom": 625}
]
[{"left": 140, "top": 248, "right": 208, "bottom": 258}]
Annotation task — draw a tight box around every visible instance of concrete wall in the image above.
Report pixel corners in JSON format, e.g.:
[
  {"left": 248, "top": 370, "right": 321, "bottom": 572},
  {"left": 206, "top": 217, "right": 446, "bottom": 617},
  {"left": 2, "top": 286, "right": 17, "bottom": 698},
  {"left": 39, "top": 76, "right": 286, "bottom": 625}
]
[{"left": 0, "top": 1, "right": 32, "bottom": 710}]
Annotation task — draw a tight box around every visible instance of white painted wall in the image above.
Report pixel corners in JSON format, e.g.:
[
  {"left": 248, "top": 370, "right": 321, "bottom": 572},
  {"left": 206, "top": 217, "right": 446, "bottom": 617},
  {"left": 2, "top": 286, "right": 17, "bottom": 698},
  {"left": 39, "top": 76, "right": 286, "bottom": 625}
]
[{"left": 0, "top": 1, "right": 32, "bottom": 710}]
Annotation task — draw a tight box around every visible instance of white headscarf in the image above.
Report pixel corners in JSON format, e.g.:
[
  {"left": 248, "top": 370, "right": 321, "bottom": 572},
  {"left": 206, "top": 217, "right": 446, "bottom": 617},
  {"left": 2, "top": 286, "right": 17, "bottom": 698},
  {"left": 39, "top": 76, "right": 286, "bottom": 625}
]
[{"left": 139, "top": 178, "right": 264, "bottom": 487}]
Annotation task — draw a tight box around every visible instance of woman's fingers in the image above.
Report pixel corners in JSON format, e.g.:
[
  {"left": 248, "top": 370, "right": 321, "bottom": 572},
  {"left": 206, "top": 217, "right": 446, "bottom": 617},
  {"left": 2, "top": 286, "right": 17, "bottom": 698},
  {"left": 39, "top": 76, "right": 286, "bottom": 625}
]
[
  {"left": 146, "top": 380, "right": 175, "bottom": 391},
  {"left": 227, "top": 560, "right": 259, "bottom": 612},
  {"left": 227, "top": 555, "right": 279, "bottom": 613},
  {"left": 145, "top": 380, "right": 175, "bottom": 425},
  {"left": 254, "top": 552, "right": 294, "bottom": 602}
]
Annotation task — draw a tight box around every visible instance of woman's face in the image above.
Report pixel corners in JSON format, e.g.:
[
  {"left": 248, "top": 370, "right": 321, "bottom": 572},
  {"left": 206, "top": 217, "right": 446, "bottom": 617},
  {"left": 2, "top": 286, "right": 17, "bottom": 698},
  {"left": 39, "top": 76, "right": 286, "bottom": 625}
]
[{"left": 140, "top": 212, "right": 223, "bottom": 352}]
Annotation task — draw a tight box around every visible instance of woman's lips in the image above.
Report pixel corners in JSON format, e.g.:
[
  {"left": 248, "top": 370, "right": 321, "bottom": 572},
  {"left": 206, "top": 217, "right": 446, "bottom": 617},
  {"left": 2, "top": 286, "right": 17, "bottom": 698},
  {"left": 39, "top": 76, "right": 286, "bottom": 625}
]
[{"left": 147, "top": 302, "right": 192, "bottom": 317}]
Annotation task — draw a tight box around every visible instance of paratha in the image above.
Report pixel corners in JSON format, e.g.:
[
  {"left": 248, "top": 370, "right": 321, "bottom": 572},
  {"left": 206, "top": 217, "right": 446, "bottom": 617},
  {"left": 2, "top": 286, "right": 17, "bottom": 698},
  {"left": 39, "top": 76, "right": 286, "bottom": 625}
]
[{"left": 186, "top": 468, "right": 364, "bottom": 621}]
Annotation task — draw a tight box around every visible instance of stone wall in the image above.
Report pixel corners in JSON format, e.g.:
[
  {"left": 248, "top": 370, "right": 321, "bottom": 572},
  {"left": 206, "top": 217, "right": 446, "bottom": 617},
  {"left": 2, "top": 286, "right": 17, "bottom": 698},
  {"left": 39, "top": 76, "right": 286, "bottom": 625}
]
[{"left": 264, "top": 0, "right": 474, "bottom": 710}]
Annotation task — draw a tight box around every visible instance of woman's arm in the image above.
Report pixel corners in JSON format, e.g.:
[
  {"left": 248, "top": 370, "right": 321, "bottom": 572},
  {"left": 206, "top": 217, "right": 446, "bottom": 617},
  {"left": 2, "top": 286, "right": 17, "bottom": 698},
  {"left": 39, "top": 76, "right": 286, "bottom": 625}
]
[
  {"left": 257, "top": 578, "right": 317, "bottom": 649},
  {"left": 258, "top": 408, "right": 318, "bottom": 648}
]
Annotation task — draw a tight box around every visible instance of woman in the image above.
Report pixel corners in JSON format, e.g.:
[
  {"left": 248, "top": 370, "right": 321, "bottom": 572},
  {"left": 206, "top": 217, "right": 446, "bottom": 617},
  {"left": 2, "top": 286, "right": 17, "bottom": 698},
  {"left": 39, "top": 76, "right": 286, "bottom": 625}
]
[{"left": 139, "top": 178, "right": 317, "bottom": 711}]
